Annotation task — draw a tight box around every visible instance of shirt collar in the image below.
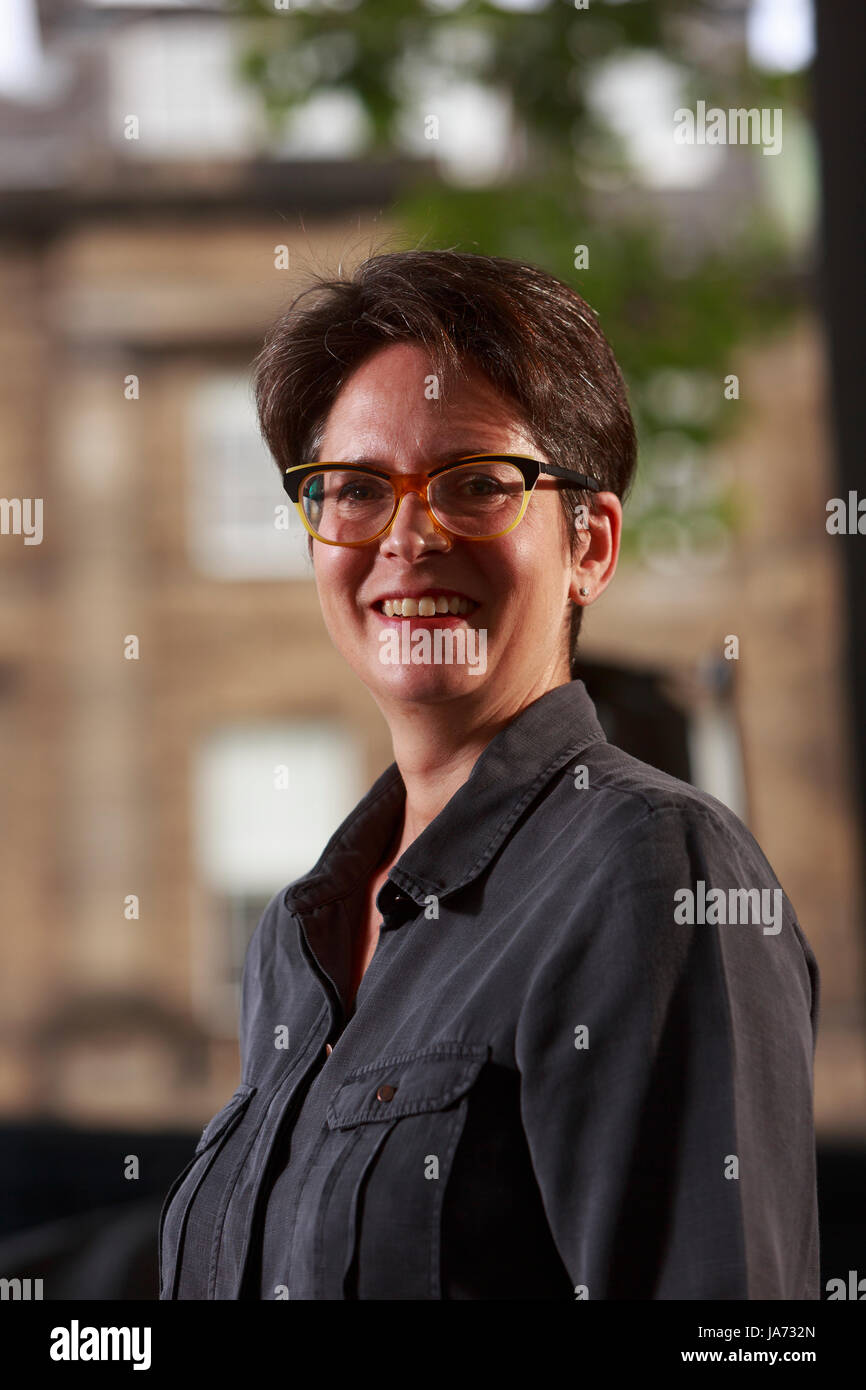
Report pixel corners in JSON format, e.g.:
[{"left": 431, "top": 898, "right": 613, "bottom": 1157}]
[{"left": 284, "top": 679, "right": 607, "bottom": 923}]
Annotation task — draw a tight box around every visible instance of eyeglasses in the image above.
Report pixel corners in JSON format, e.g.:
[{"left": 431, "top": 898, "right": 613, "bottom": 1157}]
[{"left": 282, "top": 454, "right": 601, "bottom": 547}]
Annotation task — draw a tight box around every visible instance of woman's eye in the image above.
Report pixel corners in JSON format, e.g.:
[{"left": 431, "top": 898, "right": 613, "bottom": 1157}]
[
  {"left": 338, "top": 483, "right": 377, "bottom": 502},
  {"left": 457, "top": 474, "right": 502, "bottom": 496}
]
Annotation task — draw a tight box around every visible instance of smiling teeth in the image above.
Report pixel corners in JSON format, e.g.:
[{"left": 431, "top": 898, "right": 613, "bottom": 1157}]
[{"left": 382, "top": 595, "right": 473, "bottom": 617}]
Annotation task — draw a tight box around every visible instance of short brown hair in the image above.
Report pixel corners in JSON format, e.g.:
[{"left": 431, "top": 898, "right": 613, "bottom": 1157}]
[{"left": 254, "top": 249, "right": 637, "bottom": 675}]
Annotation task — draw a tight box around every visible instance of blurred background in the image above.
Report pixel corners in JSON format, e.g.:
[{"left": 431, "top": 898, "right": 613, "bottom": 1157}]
[{"left": 0, "top": 0, "right": 863, "bottom": 1298}]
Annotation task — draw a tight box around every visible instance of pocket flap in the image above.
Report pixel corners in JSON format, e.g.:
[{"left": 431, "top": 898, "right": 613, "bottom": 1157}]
[
  {"left": 194, "top": 1082, "right": 257, "bottom": 1155},
  {"left": 326, "top": 1043, "right": 488, "bottom": 1129}
]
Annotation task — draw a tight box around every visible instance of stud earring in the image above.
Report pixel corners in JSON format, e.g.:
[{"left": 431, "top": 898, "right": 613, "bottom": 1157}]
[{"left": 579, "top": 586, "right": 589, "bottom": 597}]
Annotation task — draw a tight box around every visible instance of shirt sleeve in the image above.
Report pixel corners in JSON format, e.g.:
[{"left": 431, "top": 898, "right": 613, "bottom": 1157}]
[{"left": 514, "top": 800, "right": 820, "bottom": 1300}]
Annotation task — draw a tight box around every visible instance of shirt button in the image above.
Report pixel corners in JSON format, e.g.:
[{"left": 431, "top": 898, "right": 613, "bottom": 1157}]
[
  {"left": 376, "top": 1083, "right": 397, "bottom": 1102},
  {"left": 325, "top": 1043, "right": 333, "bottom": 1056}
]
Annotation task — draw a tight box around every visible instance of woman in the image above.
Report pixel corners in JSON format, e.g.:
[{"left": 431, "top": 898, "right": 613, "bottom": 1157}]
[{"left": 159, "top": 250, "right": 820, "bottom": 1300}]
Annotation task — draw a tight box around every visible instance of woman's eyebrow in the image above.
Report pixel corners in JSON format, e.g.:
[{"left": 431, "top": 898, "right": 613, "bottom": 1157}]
[{"left": 334, "top": 445, "right": 505, "bottom": 468}]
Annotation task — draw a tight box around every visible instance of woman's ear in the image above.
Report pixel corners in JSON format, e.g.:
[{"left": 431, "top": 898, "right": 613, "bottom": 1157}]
[{"left": 569, "top": 492, "right": 622, "bottom": 606}]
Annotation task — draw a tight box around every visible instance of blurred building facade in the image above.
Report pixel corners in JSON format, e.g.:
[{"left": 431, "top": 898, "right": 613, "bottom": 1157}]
[{"left": 0, "top": 0, "right": 863, "bottom": 1142}]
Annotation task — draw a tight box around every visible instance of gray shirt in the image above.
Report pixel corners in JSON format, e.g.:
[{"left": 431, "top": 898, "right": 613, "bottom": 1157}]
[{"left": 159, "top": 678, "right": 820, "bottom": 1300}]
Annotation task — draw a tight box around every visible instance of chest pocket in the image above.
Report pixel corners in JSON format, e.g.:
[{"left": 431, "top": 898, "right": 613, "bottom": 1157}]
[
  {"left": 159, "top": 1083, "right": 257, "bottom": 1299},
  {"left": 289, "top": 1042, "right": 488, "bottom": 1300}
]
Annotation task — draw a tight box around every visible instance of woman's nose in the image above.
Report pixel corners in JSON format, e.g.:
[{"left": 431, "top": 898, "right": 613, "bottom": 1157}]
[{"left": 379, "top": 491, "right": 451, "bottom": 556}]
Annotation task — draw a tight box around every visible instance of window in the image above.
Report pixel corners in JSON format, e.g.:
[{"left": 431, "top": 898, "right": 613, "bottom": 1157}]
[
  {"left": 186, "top": 369, "right": 310, "bottom": 580},
  {"left": 192, "top": 721, "right": 366, "bottom": 1031},
  {"left": 107, "top": 18, "right": 263, "bottom": 158},
  {"left": 581, "top": 656, "right": 747, "bottom": 820}
]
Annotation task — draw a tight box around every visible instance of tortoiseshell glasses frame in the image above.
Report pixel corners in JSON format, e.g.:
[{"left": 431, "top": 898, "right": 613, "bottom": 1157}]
[{"left": 281, "top": 453, "right": 601, "bottom": 547}]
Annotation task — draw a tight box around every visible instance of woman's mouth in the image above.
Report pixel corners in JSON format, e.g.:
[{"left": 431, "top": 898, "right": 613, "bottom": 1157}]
[{"left": 371, "top": 591, "right": 480, "bottom": 622}]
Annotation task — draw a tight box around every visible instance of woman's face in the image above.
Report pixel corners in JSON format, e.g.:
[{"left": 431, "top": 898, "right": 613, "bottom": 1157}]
[{"left": 310, "top": 341, "right": 583, "bottom": 714}]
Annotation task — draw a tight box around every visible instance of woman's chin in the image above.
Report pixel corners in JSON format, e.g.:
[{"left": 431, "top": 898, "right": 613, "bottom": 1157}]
[{"left": 372, "top": 663, "right": 489, "bottom": 703}]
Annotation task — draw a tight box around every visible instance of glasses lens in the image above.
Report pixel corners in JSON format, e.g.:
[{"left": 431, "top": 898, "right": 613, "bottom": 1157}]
[
  {"left": 429, "top": 461, "right": 526, "bottom": 537},
  {"left": 301, "top": 469, "right": 395, "bottom": 543},
  {"left": 299, "top": 460, "right": 528, "bottom": 542}
]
